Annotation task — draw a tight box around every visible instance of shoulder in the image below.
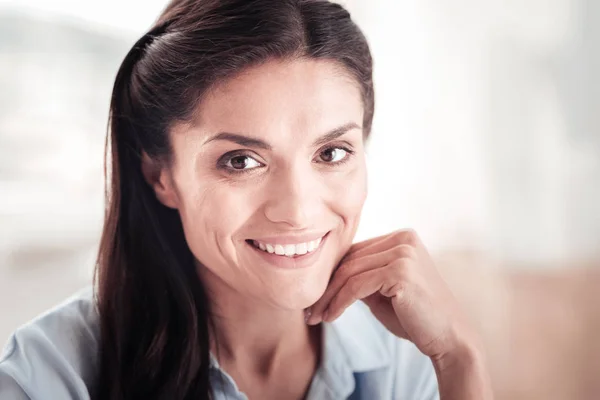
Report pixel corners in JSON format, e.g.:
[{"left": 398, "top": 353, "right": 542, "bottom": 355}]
[
  {"left": 332, "top": 301, "right": 440, "bottom": 399},
  {"left": 0, "top": 287, "right": 99, "bottom": 400}
]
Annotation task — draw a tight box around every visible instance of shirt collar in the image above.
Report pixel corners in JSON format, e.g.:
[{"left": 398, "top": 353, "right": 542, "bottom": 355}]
[
  {"left": 309, "top": 302, "right": 391, "bottom": 398},
  {"left": 325, "top": 302, "right": 391, "bottom": 372},
  {"left": 208, "top": 303, "right": 390, "bottom": 399}
]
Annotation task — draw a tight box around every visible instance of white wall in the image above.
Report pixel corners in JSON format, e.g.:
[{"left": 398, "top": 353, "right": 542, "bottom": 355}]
[{"left": 345, "top": 0, "right": 599, "bottom": 265}]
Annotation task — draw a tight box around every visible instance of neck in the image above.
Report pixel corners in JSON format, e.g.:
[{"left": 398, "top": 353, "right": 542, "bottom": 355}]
[{"left": 199, "top": 266, "right": 320, "bottom": 377}]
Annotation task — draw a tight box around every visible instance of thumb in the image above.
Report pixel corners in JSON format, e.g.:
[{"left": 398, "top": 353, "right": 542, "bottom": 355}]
[
  {"left": 362, "top": 293, "right": 409, "bottom": 340},
  {"left": 361, "top": 292, "right": 385, "bottom": 309}
]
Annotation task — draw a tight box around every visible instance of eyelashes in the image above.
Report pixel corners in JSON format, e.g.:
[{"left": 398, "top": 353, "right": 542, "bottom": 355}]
[{"left": 216, "top": 144, "right": 356, "bottom": 175}]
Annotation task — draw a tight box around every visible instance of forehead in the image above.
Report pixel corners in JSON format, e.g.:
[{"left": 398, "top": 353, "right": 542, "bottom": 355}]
[{"left": 189, "top": 58, "right": 364, "bottom": 140}]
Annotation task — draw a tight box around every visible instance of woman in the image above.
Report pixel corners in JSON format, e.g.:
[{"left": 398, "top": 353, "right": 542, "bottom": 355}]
[{"left": 0, "top": 0, "right": 492, "bottom": 399}]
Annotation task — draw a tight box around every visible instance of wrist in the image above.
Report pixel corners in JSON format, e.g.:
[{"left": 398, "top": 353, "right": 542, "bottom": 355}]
[
  {"left": 433, "top": 323, "right": 485, "bottom": 368},
  {"left": 431, "top": 333, "right": 493, "bottom": 400},
  {"left": 432, "top": 340, "right": 485, "bottom": 373}
]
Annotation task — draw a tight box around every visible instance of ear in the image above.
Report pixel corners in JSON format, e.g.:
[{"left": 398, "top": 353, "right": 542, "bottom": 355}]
[{"left": 141, "top": 152, "right": 180, "bottom": 209}]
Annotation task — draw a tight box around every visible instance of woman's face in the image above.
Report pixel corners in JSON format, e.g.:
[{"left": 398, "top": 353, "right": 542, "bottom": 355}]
[{"left": 160, "top": 59, "right": 367, "bottom": 310}]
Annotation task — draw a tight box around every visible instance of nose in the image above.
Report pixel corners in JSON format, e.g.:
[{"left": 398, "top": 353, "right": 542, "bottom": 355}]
[{"left": 263, "top": 166, "right": 322, "bottom": 229}]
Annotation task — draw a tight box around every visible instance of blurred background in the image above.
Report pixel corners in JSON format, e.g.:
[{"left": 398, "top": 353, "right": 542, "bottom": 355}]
[{"left": 0, "top": 0, "right": 598, "bottom": 398}]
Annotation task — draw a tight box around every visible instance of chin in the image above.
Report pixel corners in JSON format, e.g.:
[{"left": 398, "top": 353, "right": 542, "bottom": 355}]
[{"left": 266, "top": 274, "right": 330, "bottom": 310}]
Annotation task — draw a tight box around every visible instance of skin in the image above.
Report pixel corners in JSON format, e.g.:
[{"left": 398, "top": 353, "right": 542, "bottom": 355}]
[{"left": 143, "top": 58, "right": 492, "bottom": 399}]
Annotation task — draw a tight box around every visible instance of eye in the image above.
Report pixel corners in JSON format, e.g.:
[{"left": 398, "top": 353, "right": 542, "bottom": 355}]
[
  {"left": 318, "top": 146, "right": 353, "bottom": 164},
  {"left": 220, "top": 153, "right": 263, "bottom": 172}
]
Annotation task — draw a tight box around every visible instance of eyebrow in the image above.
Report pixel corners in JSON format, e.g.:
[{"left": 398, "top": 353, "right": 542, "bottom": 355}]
[{"left": 202, "top": 122, "right": 362, "bottom": 150}]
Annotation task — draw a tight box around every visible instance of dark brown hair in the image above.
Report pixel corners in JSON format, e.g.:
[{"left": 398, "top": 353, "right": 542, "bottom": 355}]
[{"left": 94, "top": 0, "right": 374, "bottom": 398}]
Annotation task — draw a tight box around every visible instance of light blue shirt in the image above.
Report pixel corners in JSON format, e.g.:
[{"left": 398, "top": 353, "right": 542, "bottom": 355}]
[{"left": 0, "top": 287, "right": 440, "bottom": 399}]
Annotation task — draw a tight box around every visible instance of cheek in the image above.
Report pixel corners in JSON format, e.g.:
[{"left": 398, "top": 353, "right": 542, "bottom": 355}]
[
  {"left": 346, "top": 168, "right": 368, "bottom": 212},
  {"left": 325, "top": 162, "right": 368, "bottom": 264},
  {"left": 331, "top": 160, "right": 368, "bottom": 223},
  {"left": 176, "top": 180, "right": 255, "bottom": 265}
]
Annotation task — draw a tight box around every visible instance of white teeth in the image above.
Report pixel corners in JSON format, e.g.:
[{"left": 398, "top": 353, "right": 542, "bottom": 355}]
[
  {"left": 251, "top": 236, "right": 325, "bottom": 257},
  {"left": 274, "top": 244, "right": 285, "bottom": 255},
  {"left": 295, "top": 243, "right": 308, "bottom": 255},
  {"left": 284, "top": 244, "right": 295, "bottom": 257}
]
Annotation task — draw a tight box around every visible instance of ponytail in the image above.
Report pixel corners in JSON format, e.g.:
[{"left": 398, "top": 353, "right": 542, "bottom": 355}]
[{"left": 95, "top": 20, "right": 214, "bottom": 400}]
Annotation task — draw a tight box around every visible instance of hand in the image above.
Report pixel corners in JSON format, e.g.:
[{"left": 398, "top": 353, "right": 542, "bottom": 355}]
[{"left": 306, "top": 229, "right": 480, "bottom": 360}]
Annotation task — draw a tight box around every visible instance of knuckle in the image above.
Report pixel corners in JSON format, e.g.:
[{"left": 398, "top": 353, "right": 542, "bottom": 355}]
[
  {"left": 376, "top": 265, "right": 404, "bottom": 296},
  {"left": 391, "top": 244, "right": 417, "bottom": 260},
  {"left": 395, "top": 228, "right": 419, "bottom": 247},
  {"left": 391, "top": 257, "right": 413, "bottom": 273},
  {"left": 390, "top": 245, "right": 405, "bottom": 259},
  {"left": 393, "top": 284, "right": 411, "bottom": 306},
  {"left": 388, "top": 262, "right": 406, "bottom": 280},
  {"left": 389, "top": 280, "right": 411, "bottom": 305},
  {"left": 382, "top": 275, "right": 409, "bottom": 298}
]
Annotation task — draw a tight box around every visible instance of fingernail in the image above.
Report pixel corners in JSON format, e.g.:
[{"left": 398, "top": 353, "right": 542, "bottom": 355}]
[{"left": 304, "top": 308, "right": 312, "bottom": 324}]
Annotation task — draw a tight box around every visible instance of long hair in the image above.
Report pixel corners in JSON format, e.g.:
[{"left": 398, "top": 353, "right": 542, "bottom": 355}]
[{"left": 94, "top": 0, "right": 374, "bottom": 398}]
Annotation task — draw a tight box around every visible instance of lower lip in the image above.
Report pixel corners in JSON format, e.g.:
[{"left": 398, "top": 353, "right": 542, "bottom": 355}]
[{"left": 246, "top": 232, "right": 330, "bottom": 269}]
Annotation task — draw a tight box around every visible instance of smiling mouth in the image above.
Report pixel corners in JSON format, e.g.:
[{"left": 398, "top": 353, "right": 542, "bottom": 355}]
[{"left": 245, "top": 232, "right": 329, "bottom": 258}]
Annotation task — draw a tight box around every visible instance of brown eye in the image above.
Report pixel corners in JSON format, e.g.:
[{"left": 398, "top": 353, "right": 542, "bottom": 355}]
[
  {"left": 222, "top": 153, "right": 262, "bottom": 172},
  {"left": 319, "top": 147, "right": 348, "bottom": 163},
  {"left": 230, "top": 155, "right": 250, "bottom": 169}
]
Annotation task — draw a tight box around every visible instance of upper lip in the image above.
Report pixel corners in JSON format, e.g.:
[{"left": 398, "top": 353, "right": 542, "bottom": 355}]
[{"left": 249, "top": 231, "right": 329, "bottom": 245}]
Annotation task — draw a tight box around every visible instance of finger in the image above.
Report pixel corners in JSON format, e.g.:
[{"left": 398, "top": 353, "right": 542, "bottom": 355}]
[
  {"left": 362, "top": 293, "right": 409, "bottom": 340},
  {"left": 343, "top": 229, "right": 421, "bottom": 264},
  {"left": 308, "top": 245, "right": 412, "bottom": 324},
  {"left": 309, "top": 244, "right": 414, "bottom": 323},
  {"left": 323, "top": 263, "right": 405, "bottom": 322},
  {"left": 344, "top": 230, "right": 394, "bottom": 255}
]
